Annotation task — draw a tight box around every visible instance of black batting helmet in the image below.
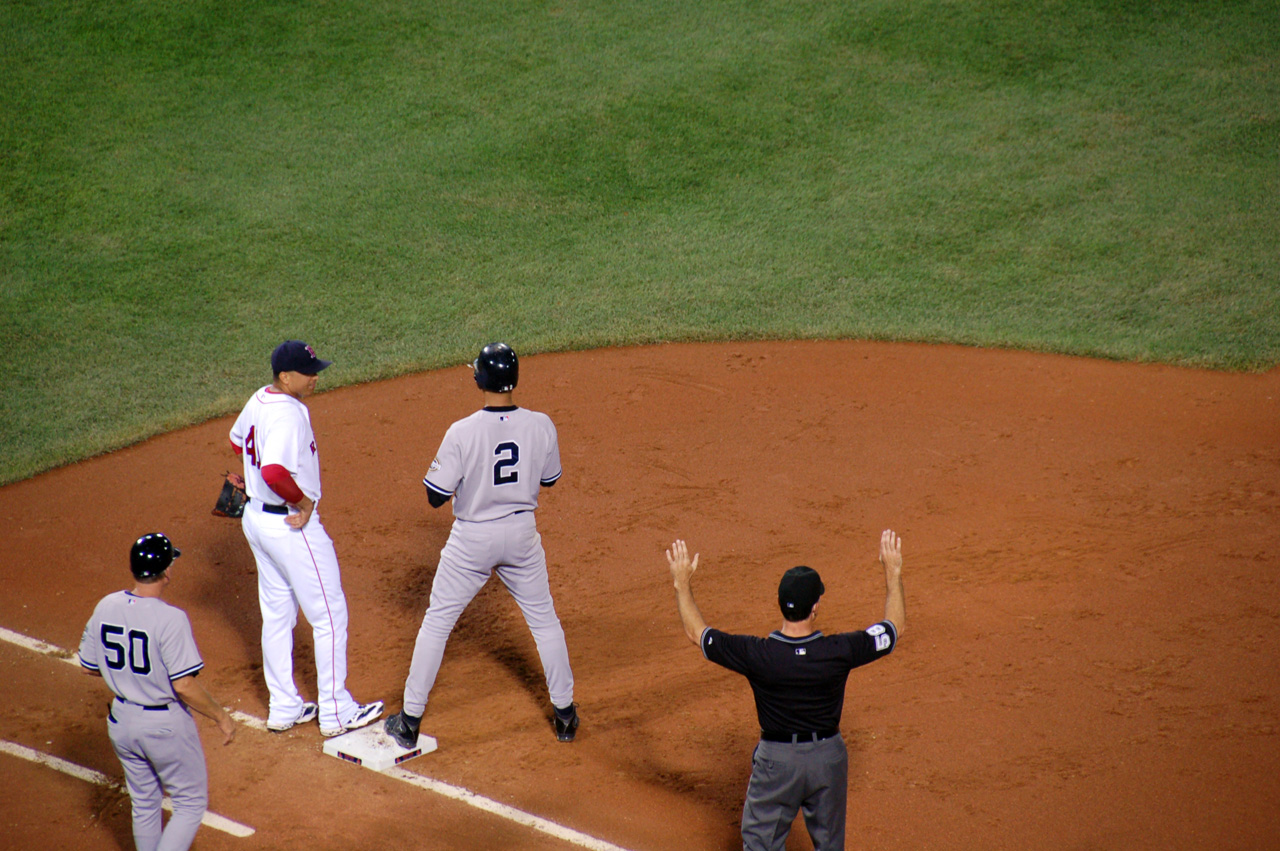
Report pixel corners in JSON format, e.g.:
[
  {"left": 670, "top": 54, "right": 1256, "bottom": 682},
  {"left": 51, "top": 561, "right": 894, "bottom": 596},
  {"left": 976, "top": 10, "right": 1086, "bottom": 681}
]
[
  {"left": 473, "top": 342, "right": 518, "bottom": 393},
  {"left": 130, "top": 533, "right": 181, "bottom": 580}
]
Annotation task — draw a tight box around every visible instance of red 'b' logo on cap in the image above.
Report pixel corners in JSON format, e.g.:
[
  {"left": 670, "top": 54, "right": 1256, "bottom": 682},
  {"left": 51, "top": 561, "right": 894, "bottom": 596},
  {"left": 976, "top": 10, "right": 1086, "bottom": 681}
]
[{"left": 305, "top": 344, "right": 318, "bottom": 358}]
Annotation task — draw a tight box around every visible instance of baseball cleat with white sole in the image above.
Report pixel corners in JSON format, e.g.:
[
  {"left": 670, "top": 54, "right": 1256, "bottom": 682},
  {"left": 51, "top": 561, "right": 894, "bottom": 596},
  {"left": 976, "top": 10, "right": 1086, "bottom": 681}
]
[
  {"left": 267, "top": 701, "right": 319, "bottom": 733},
  {"left": 321, "top": 701, "right": 384, "bottom": 738}
]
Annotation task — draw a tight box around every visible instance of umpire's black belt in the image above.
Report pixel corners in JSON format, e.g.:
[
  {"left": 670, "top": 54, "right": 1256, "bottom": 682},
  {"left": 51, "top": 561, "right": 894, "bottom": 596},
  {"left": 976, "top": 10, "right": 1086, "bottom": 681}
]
[
  {"left": 257, "top": 500, "right": 289, "bottom": 515},
  {"left": 760, "top": 729, "right": 839, "bottom": 743},
  {"left": 115, "top": 697, "right": 171, "bottom": 711}
]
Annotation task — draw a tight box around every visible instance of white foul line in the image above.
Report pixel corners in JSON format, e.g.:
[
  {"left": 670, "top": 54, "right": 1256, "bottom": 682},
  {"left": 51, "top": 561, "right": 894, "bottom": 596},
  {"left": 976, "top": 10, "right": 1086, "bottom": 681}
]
[
  {"left": 0, "top": 740, "right": 254, "bottom": 838},
  {"left": 0, "top": 626, "right": 80, "bottom": 665},
  {"left": 384, "top": 766, "right": 633, "bottom": 851},
  {"left": 1, "top": 625, "right": 637, "bottom": 851},
  {"left": 0, "top": 625, "right": 266, "bottom": 729},
  {"left": 229, "top": 710, "right": 268, "bottom": 731},
  {"left": 0, "top": 627, "right": 259, "bottom": 834}
]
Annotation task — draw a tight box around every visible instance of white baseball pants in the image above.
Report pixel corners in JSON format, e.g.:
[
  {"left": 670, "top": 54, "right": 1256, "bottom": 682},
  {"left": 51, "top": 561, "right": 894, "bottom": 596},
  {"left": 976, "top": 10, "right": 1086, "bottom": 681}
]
[{"left": 241, "top": 501, "right": 359, "bottom": 731}]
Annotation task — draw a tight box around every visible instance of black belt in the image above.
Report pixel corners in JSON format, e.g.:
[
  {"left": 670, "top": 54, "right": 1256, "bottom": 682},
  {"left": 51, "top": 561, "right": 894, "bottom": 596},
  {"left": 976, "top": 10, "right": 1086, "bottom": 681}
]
[
  {"left": 257, "top": 500, "right": 289, "bottom": 515},
  {"left": 115, "top": 697, "right": 171, "bottom": 711},
  {"left": 760, "top": 729, "right": 838, "bottom": 743}
]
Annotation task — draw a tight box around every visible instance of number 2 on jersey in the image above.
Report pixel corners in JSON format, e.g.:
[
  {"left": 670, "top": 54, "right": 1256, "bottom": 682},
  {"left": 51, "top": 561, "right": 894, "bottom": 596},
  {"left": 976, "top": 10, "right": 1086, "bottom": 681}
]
[{"left": 493, "top": 441, "right": 519, "bottom": 485}]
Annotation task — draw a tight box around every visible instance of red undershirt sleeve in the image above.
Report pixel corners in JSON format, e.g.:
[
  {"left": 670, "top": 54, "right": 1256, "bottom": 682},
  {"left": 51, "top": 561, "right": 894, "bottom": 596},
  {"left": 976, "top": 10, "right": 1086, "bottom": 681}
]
[
  {"left": 229, "top": 439, "right": 242, "bottom": 455},
  {"left": 261, "top": 464, "right": 306, "bottom": 504}
]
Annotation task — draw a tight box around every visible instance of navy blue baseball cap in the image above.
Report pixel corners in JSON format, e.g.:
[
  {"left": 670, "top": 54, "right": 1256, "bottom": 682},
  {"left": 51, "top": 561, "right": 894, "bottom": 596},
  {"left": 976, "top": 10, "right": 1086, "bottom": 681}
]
[
  {"left": 271, "top": 340, "right": 332, "bottom": 375},
  {"left": 778, "top": 566, "right": 824, "bottom": 620}
]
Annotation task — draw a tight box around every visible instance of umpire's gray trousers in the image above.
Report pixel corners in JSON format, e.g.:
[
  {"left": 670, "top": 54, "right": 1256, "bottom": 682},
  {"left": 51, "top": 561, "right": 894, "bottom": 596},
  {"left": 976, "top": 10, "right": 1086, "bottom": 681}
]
[{"left": 741, "top": 734, "right": 848, "bottom": 851}]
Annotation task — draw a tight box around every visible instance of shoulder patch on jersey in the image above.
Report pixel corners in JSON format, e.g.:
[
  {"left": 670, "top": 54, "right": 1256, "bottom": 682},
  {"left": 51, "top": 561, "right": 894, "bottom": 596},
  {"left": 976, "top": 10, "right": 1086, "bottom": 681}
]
[{"left": 429, "top": 457, "right": 441, "bottom": 472}]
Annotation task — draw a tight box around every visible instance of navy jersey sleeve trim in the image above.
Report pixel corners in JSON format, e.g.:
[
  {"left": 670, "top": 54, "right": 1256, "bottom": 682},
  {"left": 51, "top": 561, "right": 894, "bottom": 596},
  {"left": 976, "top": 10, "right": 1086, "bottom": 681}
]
[
  {"left": 169, "top": 662, "right": 205, "bottom": 681},
  {"left": 423, "top": 478, "right": 454, "bottom": 498},
  {"left": 540, "top": 470, "right": 562, "bottom": 486},
  {"left": 79, "top": 656, "right": 99, "bottom": 672},
  {"left": 699, "top": 626, "right": 715, "bottom": 660}
]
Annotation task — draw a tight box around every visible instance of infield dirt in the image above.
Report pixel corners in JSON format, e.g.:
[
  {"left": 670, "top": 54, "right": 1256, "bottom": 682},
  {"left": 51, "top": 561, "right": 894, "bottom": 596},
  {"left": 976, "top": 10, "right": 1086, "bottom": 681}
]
[{"left": 1, "top": 341, "right": 1277, "bottom": 850}]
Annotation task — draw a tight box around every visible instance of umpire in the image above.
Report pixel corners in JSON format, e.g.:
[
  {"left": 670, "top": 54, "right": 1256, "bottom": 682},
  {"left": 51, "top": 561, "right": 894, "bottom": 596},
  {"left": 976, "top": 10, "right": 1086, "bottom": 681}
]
[{"left": 666, "top": 531, "right": 906, "bottom": 851}]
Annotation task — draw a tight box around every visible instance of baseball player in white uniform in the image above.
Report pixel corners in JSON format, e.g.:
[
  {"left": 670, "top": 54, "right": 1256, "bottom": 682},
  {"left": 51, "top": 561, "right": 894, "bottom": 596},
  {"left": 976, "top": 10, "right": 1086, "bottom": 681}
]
[
  {"left": 79, "top": 533, "right": 236, "bottom": 851},
  {"left": 384, "top": 342, "right": 579, "bottom": 746},
  {"left": 229, "top": 340, "right": 382, "bottom": 737}
]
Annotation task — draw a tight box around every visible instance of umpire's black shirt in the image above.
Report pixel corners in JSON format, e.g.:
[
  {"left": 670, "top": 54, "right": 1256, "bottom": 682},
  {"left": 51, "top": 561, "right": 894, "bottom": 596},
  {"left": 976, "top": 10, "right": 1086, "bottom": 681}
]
[{"left": 700, "top": 621, "right": 898, "bottom": 735}]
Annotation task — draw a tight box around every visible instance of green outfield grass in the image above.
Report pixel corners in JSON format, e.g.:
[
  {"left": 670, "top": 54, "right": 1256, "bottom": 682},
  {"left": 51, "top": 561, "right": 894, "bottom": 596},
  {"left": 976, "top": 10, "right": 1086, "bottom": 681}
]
[{"left": 1, "top": 0, "right": 1276, "bottom": 484}]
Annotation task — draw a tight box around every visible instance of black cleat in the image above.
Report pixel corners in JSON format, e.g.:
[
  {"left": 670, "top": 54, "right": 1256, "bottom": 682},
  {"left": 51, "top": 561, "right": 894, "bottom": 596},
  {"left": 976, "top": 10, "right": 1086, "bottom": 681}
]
[
  {"left": 384, "top": 711, "right": 421, "bottom": 749},
  {"left": 553, "top": 704, "right": 579, "bottom": 743}
]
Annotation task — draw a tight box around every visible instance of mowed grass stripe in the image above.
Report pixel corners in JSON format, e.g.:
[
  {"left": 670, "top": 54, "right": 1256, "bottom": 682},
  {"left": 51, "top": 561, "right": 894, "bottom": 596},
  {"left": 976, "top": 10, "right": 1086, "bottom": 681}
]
[{"left": 1, "top": 0, "right": 1276, "bottom": 483}]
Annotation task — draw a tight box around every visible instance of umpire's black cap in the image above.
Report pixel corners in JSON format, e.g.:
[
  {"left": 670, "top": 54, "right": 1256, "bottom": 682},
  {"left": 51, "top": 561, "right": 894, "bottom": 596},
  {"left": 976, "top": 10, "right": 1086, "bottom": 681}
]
[{"left": 778, "top": 566, "right": 824, "bottom": 621}]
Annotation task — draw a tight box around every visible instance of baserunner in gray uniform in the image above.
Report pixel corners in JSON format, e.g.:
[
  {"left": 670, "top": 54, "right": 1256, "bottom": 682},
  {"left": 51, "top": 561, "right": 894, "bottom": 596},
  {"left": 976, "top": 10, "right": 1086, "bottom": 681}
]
[
  {"left": 79, "top": 533, "right": 236, "bottom": 851},
  {"left": 385, "top": 342, "right": 578, "bottom": 746}
]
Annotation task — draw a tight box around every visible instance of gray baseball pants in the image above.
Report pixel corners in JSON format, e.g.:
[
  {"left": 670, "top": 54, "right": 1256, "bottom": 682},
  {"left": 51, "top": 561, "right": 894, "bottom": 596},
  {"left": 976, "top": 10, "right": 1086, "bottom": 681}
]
[
  {"left": 741, "top": 734, "right": 849, "bottom": 851},
  {"left": 107, "top": 700, "right": 208, "bottom": 851},
  {"left": 403, "top": 511, "right": 574, "bottom": 715}
]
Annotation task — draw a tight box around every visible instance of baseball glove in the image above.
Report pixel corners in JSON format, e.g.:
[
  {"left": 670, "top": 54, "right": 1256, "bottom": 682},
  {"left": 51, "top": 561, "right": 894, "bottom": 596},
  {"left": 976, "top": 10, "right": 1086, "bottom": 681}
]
[{"left": 212, "top": 472, "right": 248, "bottom": 518}]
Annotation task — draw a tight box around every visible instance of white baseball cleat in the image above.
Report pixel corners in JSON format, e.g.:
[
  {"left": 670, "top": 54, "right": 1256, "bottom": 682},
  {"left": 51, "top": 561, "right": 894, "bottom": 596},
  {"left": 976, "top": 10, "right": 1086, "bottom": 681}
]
[
  {"left": 321, "top": 701, "right": 384, "bottom": 738},
  {"left": 267, "top": 702, "right": 319, "bottom": 733}
]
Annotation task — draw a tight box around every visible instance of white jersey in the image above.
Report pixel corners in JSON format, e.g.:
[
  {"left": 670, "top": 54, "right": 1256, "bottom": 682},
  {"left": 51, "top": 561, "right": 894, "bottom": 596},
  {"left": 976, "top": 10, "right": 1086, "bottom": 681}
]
[
  {"left": 79, "top": 591, "right": 205, "bottom": 706},
  {"left": 229, "top": 386, "right": 323, "bottom": 504},
  {"left": 424, "top": 406, "right": 562, "bottom": 522}
]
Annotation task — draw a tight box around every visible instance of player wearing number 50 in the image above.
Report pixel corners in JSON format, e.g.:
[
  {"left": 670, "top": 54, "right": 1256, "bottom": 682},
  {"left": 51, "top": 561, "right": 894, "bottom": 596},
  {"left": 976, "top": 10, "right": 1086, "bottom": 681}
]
[
  {"left": 666, "top": 531, "right": 906, "bottom": 851},
  {"left": 79, "top": 534, "right": 236, "bottom": 851},
  {"left": 384, "top": 342, "right": 579, "bottom": 747},
  {"left": 229, "top": 341, "right": 382, "bottom": 737}
]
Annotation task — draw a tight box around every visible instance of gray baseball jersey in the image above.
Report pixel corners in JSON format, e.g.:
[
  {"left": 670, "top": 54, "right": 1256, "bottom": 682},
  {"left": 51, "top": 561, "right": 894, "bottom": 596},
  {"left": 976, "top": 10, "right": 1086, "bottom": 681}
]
[
  {"left": 423, "top": 406, "right": 561, "bottom": 521},
  {"left": 79, "top": 591, "right": 204, "bottom": 703},
  {"left": 79, "top": 591, "right": 210, "bottom": 851}
]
